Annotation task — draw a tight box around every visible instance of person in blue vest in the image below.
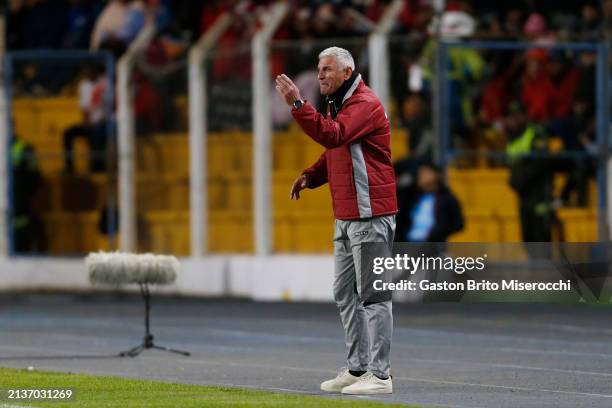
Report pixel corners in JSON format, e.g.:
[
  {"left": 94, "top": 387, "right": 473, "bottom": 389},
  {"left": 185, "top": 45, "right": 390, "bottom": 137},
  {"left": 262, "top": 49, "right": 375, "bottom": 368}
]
[{"left": 395, "top": 162, "right": 464, "bottom": 243}]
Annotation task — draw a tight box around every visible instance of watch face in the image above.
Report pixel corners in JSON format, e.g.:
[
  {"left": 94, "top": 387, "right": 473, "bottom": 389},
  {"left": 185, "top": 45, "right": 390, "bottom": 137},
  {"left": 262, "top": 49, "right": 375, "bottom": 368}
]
[{"left": 294, "top": 100, "right": 303, "bottom": 109}]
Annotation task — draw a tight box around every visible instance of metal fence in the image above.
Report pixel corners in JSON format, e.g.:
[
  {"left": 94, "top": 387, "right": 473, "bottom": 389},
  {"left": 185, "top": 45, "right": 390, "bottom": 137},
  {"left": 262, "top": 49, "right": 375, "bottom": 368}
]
[{"left": 2, "top": 16, "right": 611, "bottom": 258}]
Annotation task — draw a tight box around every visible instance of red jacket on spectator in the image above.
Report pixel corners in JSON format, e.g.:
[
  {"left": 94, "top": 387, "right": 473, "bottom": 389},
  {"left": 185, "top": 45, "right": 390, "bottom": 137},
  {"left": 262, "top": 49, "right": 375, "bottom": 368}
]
[
  {"left": 481, "top": 73, "right": 510, "bottom": 122},
  {"left": 552, "top": 67, "right": 581, "bottom": 118},
  {"left": 292, "top": 76, "right": 397, "bottom": 220},
  {"left": 521, "top": 70, "right": 555, "bottom": 121}
]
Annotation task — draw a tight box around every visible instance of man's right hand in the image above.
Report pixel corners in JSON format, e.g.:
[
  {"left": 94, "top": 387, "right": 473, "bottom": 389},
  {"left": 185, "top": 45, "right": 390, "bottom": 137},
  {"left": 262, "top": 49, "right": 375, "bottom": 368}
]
[{"left": 290, "top": 174, "right": 310, "bottom": 200}]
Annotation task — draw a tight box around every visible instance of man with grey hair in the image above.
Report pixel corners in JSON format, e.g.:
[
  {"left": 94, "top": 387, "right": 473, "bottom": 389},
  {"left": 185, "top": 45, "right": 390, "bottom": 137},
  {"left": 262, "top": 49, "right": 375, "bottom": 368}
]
[{"left": 275, "top": 47, "right": 397, "bottom": 395}]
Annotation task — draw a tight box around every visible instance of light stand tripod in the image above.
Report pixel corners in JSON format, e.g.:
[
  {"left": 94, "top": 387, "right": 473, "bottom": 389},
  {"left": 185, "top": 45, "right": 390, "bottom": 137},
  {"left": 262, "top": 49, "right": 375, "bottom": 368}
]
[{"left": 119, "top": 283, "right": 190, "bottom": 357}]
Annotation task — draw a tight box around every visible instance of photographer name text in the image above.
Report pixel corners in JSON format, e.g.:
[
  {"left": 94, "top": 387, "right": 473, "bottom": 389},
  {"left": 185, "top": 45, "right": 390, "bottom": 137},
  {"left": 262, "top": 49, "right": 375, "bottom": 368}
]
[{"left": 373, "top": 279, "right": 572, "bottom": 292}]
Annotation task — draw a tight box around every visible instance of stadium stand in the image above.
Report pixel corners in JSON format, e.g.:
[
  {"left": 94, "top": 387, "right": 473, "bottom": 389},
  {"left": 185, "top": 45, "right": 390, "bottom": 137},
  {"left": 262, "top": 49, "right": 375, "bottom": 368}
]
[{"left": 5, "top": 0, "right": 607, "bottom": 255}]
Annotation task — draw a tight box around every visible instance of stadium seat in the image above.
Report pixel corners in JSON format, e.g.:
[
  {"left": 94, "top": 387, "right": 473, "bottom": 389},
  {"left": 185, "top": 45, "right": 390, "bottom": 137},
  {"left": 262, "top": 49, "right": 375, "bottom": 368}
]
[
  {"left": 140, "top": 211, "right": 190, "bottom": 255},
  {"left": 12, "top": 96, "right": 599, "bottom": 253},
  {"left": 557, "top": 208, "right": 598, "bottom": 242},
  {"left": 275, "top": 212, "right": 334, "bottom": 253},
  {"left": 42, "top": 211, "right": 103, "bottom": 254}
]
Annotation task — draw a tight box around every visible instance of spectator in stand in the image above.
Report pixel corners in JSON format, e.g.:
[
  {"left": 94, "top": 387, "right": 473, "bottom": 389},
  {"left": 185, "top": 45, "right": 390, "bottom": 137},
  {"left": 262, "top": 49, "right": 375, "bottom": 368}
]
[
  {"left": 200, "top": 0, "right": 232, "bottom": 35},
  {"left": 477, "top": 13, "right": 506, "bottom": 40},
  {"left": 395, "top": 163, "right": 464, "bottom": 243},
  {"left": 397, "top": 0, "right": 433, "bottom": 34},
  {"left": 505, "top": 101, "right": 556, "bottom": 242},
  {"left": 312, "top": 4, "right": 336, "bottom": 38},
  {"left": 476, "top": 55, "right": 519, "bottom": 163},
  {"left": 207, "top": 4, "right": 256, "bottom": 131},
  {"left": 553, "top": 94, "right": 596, "bottom": 207},
  {"left": 503, "top": 7, "right": 525, "bottom": 39},
  {"left": 133, "top": 25, "right": 188, "bottom": 133},
  {"left": 132, "top": 69, "right": 162, "bottom": 134},
  {"left": 547, "top": 52, "right": 581, "bottom": 120},
  {"left": 546, "top": 51, "right": 597, "bottom": 206},
  {"left": 285, "top": 8, "right": 318, "bottom": 74},
  {"left": 577, "top": 1, "right": 603, "bottom": 40},
  {"left": 90, "top": 0, "right": 146, "bottom": 56},
  {"left": 605, "top": 0, "right": 612, "bottom": 38},
  {"left": 63, "top": 64, "right": 110, "bottom": 173},
  {"left": 211, "top": 14, "right": 252, "bottom": 81},
  {"left": 335, "top": 7, "right": 361, "bottom": 37},
  {"left": 62, "top": 0, "right": 102, "bottom": 49},
  {"left": 523, "top": 12, "right": 556, "bottom": 45},
  {"left": 575, "top": 51, "right": 596, "bottom": 106},
  {"left": 166, "top": 0, "right": 203, "bottom": 42},
  {"left": 480, "top": 57, "right": 515, "bottom": 125},
  {"left": 11, "top": 135, "right": 45, "bottom": 253},
  {"left": 520, "top": 48, "right": 555, "bottom": 122},
  {"left": 414, "top": 10, "right": 484, "bottom": 144},
  {"left": 7, "top": 0, "right": 69, "bottom": 49},
  {"left": 401, "top": 91, "right": 432, "bottom": 159}
]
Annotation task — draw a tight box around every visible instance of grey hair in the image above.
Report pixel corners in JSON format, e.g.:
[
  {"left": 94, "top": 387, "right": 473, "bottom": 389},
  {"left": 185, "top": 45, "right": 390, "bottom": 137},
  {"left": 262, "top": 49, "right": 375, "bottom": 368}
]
[{"left": 318, "top": 47, "right": 355, "bottom": 70}]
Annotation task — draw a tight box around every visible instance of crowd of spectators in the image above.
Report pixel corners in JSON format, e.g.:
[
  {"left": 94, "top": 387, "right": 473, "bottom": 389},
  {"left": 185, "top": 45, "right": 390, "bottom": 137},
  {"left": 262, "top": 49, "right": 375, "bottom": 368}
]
[
  {"left": 5, "top": 1, "right": 610, "bottom": 253},
  {"left": 6, "top": 0, "right": 610, "bottom": 156},
  {"left": 391, "top": 0, "right": 607, "bottom": 212}
]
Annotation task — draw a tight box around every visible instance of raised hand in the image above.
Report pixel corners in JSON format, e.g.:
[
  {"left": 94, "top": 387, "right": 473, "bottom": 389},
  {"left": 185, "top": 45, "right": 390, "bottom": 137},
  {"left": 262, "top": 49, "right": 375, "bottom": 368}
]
[{"left": 275, "top": 74, "right": 303, "bottom": 107}]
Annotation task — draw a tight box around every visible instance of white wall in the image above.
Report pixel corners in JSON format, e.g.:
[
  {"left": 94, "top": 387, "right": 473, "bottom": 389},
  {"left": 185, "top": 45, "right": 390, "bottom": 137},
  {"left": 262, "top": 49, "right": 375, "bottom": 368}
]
[{"left": 0, "top": 256, "right": 335, "bottom": 301}]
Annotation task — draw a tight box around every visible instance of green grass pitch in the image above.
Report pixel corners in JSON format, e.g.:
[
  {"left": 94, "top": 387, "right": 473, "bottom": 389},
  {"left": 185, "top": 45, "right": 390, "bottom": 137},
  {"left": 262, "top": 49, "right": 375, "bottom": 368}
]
[{"left": 0, "top": 367, "right": 417, "bottom": 407}]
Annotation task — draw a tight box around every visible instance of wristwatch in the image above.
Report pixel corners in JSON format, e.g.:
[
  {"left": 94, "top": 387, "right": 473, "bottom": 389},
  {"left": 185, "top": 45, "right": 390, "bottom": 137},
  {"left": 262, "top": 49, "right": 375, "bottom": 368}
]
[{"left": 293, "top": 99, "right": 304, "bottom": 110}]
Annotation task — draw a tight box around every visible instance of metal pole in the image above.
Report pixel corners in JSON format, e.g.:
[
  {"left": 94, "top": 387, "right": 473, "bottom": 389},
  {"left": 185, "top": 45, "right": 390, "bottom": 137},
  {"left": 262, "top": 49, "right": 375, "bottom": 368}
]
[
  {"left": 117, "top": 25, "right": 155, "bottom": 252},
  {"left": 431, "top": 2, "right": 445, "bottom": 166},
  {"left": 104, "top": 53, "right": 117, "bottom": 250},
  {"left": 188, "top": 14, "right": 232, "bottom": 257},
  {"left": 0, "top": 14, "right": 5, "bottom": 55},
  {"left": 599, "top": 43, "right": 611, "bottom": 241},
  {"left": 433, "top": 41, "right": 451, "bottom": 168},
  {"left": 368, "top": 33, "right": 389, "bottom": 111},
  {"left": 116, "top": 57, "right": 136, "bottom": 252},
  {"left": 0, "top": 53, "right": 9, "bottom": 257},
  {"left": 367, "top": 0, "right": 403, "bottom": 113},
  {"left": 252, "top": 2, "right": 288, "bottom": 255}
]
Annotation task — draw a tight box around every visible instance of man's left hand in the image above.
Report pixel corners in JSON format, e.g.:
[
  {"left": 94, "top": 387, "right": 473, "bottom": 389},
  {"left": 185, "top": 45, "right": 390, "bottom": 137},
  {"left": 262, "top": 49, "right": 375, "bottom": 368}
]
[{"left": 275, "top": 74, "right": 302, "bottom": 107}]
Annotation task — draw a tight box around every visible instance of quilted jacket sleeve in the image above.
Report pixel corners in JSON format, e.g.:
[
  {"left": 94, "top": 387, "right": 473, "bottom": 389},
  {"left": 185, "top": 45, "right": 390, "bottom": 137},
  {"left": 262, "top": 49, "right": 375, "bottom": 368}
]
[{"left": 291, "top": 99, "right": 376, "bottom": 149}]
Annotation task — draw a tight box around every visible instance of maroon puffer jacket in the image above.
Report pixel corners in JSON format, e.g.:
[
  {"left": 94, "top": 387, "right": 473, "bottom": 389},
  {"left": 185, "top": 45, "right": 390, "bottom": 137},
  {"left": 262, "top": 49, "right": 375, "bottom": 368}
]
[{"left": 292, "top": 76, "right": 397, "bottom": 220}]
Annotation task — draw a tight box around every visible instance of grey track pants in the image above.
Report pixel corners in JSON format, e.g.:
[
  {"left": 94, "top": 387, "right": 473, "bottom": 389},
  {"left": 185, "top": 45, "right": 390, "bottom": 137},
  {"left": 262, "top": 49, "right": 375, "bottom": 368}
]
[{"left": 333, "top": 215, "right": 395, "bottom": 378}]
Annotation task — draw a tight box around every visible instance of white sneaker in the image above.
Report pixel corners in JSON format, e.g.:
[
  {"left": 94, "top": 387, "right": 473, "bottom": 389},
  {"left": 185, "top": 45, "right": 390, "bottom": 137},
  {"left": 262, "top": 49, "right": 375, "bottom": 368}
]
[
  {"left": 320, "top": 367, "right": 361, "bottom": 392},
  {"left": 341, "top": 372, "right": 392, "bottom": 395}
]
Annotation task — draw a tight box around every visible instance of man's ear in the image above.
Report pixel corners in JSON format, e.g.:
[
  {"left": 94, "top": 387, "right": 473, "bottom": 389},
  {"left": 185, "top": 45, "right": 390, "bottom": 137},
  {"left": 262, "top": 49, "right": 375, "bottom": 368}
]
[{"left": 345, "top": 67, "right": 353, "bottom": 80}]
